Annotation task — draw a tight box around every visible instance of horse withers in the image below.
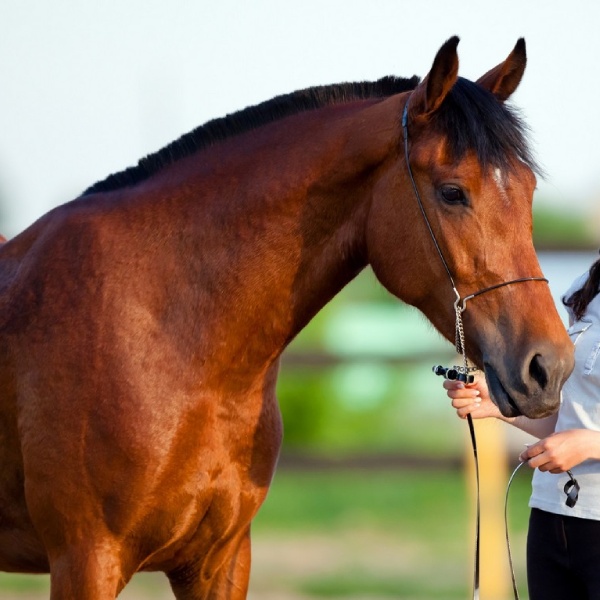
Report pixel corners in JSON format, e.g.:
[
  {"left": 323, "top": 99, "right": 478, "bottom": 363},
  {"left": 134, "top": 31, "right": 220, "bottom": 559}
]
[{"left": 0, "top": 37, "right": 573, "bottom": 598}]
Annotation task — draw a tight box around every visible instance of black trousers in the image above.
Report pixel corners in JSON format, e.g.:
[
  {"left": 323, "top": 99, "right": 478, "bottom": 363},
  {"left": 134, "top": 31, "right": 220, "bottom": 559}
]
[{"left": 528, "top": 508, "right": 600, "bottom": 599}]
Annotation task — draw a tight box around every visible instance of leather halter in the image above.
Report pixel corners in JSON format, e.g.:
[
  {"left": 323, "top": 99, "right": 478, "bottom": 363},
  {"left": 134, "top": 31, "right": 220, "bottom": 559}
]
[
  {"left": 401, "top": 100, "right": 548, "bottom": 600},
  {"left": 402, "top": 99, "right": 579, "bottom": 600},
  {"left": 401, "top": 102, "right": 548, "bottom": 322}
]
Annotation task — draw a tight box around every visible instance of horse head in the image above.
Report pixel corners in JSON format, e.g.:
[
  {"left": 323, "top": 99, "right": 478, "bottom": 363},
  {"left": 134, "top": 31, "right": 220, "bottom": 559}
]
[{"left": 367, "top": 37, "right": 574, "bottom": 418}]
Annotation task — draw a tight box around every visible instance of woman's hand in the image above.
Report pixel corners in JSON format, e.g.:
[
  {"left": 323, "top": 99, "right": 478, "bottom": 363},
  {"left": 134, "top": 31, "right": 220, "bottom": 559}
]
[
  {"left": 444, "top": 372, "right": 559, "bottom": 438},
  {"left": 443, "top": 374, "right": 502, "bottom": 420},
  {"left": 520, "top": 429, "right": 600, "bottom": 474}
]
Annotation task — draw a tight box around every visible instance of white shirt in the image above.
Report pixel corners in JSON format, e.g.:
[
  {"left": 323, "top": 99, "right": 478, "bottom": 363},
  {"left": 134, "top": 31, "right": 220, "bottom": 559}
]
[{"left": 529, "top": 271, "right": 600, "bottom": 519}]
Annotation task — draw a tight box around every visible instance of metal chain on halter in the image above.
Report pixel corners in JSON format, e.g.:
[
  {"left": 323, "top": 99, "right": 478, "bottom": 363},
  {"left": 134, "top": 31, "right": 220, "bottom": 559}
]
[
  {"left": 455, "top": 298, "right": 468, "bottom": 368},
  {"left": 433, "top": 293, "right": 478, "bottom": 385}
]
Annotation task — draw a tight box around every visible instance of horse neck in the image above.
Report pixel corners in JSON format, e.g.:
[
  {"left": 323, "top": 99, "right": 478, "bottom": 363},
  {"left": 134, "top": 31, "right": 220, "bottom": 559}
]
[{"left": 147, "top": 97, "right": 402, "bottom": 374}]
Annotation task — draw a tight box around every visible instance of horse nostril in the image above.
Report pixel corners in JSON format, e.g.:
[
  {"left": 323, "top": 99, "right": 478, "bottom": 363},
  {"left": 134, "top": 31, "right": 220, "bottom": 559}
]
[{"left": 529, "top": 353, "right": 549, "bottom": 389}]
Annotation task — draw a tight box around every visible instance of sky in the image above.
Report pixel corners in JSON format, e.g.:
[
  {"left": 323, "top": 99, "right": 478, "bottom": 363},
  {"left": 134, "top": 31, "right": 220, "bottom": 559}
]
[{"left": 1, "top": 1, "right": 599, "bottom": 237}]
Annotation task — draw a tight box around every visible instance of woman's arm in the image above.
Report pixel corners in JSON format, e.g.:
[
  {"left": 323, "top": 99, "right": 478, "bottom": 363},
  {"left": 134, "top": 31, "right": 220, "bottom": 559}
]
[{"left": 502, "top": 414, "right": 558, "bottom": 439}]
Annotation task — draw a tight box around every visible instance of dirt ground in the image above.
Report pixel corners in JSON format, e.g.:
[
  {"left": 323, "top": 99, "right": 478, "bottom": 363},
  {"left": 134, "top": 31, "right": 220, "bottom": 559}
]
[{"left": 0, "top": 529, "right": 457, "bottom": 600}]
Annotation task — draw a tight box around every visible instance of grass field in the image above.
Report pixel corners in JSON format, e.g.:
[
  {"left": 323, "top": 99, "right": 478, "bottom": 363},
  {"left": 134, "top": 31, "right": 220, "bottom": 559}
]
[{"left": 0, "top": 465, "right": 534, "bottom": 599}]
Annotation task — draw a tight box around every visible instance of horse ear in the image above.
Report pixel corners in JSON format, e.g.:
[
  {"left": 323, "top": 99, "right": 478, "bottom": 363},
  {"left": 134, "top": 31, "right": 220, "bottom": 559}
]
[
  {"left": 476, "top": 38, "right": 527, "bottom": 102},
  {"left": 409, "top": 36, "right": 460, "bottom": 120}
]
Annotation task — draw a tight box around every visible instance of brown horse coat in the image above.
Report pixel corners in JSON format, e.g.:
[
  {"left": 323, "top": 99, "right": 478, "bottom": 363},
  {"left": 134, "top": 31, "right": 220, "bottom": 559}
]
[{"left": 0, "top": 37, "right": 572, "bottom": 598}]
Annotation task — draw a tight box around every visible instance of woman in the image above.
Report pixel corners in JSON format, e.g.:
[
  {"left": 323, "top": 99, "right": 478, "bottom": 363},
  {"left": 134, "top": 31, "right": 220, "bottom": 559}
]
[{"left": 444, "top": 256, "right": 600, "bottom": 599}]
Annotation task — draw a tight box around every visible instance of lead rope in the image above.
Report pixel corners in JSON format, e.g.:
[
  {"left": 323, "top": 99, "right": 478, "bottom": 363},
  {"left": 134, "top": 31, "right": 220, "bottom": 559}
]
[
  {"left": 504, "top": 461, "right": 580, "bottom": 599},
  {"left": 505, "top": 461, "right": 526, "bottom": 599},
  {"left": 450, "top": 302, "right": 580, "bottom": 600},
  {"left": 467, "top": 414, "right": 480, "bottom": 600}
]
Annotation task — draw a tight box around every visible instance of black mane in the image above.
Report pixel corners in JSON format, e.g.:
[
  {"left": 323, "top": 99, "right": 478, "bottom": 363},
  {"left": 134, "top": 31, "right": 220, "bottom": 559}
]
[
  {"left": 82, "top": 74, "right": 539, "bottom": 196},
  {"left": 432, "top": 76, "right": 541, "bottom": 175},
  {"left": 82, "top": 76, "right": 420, "bottom": 196}
]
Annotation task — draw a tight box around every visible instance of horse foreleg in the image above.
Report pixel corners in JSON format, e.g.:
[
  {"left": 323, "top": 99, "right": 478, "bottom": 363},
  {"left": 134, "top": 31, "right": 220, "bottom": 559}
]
[
  {"left": 168, "top": 528, "right": 251, "bottom": 600},
  {"left": 48, "top": 543, "right": 125, "bottom": 600}
]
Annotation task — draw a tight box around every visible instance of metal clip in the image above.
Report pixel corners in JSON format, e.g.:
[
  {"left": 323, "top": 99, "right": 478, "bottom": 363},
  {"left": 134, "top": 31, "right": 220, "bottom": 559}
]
[
  {"left": 564, "top": 471, "right": 580, "bottom": 508},
  {"left": 432, "top": 365, "right": 475, "bottom": 384}
]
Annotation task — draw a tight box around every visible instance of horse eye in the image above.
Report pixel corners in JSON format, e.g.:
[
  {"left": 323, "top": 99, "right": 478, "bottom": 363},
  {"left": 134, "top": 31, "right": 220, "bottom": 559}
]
[{"left": 439, "top": 186, "right": 467, "bottom": 205}]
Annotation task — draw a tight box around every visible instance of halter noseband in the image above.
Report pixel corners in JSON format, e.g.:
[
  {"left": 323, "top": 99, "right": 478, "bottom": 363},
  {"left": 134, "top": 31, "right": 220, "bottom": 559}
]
[{"left": 401, "top": 102, "right": 547, "bottom": 330}]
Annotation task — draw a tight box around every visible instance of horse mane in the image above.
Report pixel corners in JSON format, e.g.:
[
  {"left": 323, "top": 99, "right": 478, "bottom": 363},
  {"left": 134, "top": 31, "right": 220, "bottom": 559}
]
[
  {"left": 82, "top": 76, "right": 420, "bottom": 196},
  {"left": 82, "top": 74, "right": 540, "bottom": 196},
  {"left": 433, "top": 77, "right": 542, "bottom": 176}
]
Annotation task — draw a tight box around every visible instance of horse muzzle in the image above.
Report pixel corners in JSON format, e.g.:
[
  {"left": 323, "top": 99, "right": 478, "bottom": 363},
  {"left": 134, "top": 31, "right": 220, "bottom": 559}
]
[{"left": 483, "top": 343, "right": 574, "bottom": 418}]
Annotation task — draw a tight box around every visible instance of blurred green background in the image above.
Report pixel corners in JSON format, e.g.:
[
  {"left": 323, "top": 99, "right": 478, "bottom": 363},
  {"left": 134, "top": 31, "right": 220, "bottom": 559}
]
[{"left": 0, "top": 204, "right": 595, "bottom": 599}]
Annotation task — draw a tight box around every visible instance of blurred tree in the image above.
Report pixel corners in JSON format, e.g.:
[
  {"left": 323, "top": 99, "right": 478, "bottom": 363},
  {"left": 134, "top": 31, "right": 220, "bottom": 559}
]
[{"left": 533, "top": 205, "right": 597, "bottom": 250}]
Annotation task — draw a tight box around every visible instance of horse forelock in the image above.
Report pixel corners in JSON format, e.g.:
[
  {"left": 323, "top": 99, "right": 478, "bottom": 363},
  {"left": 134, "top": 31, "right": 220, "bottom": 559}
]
[
  {"left": 430, "top": 77, "right": 542, "bottom": 177},
  {"left": 82, "top": 75, "right": 421, "bottom": 196}
]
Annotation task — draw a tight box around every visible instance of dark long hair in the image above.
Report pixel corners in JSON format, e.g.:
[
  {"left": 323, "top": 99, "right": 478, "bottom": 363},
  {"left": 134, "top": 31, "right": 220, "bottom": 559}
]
[{"left": 563, "top": 254, "right": 600, "bottom": 321}]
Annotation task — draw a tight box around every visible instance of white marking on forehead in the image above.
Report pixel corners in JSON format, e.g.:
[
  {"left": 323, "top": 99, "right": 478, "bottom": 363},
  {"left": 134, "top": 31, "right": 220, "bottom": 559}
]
[
  {"left": 493, "top": 167, "right": 510, "bottom": 205},
  {"left": 493, "top": 167, "right": 504, "bottom": 187}
]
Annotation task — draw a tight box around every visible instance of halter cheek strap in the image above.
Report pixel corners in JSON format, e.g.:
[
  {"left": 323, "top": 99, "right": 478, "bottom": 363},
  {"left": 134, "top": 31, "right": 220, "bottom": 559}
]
[{"left": 401, "top": 102, "right": 548, "bottom": 332}]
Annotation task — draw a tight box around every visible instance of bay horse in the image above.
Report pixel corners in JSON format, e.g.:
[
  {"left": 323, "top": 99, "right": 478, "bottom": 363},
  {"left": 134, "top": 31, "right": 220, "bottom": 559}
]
[{"left": 0, "top": 37, "right": 572, "bottom": 598}]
